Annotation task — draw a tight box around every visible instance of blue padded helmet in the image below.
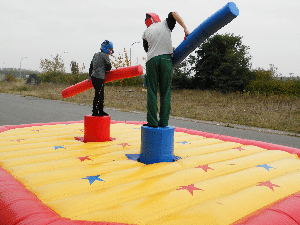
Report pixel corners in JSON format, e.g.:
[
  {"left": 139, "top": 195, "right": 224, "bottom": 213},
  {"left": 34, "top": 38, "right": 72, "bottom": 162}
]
[{"left": 101, "top": 40, "right": 114, "bottom": 54}]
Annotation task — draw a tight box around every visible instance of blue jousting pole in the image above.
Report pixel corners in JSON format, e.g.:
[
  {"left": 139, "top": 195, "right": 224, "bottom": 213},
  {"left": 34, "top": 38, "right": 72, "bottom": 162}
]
[{"left": 172, "top": 2, "right": 239, "bottom": 68}]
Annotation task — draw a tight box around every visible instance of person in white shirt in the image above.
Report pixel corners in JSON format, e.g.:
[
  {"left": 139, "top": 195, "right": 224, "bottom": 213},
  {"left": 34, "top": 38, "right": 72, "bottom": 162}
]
[{"left": 142, "top": 12, "right": 190, "bottom": 127}]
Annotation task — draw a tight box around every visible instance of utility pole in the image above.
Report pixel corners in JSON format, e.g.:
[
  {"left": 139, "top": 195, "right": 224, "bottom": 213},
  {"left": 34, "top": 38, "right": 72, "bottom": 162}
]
[
  {"left": 20, "top": 57, "right": 28, "bottom": 78},
  {"left": 130, "top": 42, "right": 140, "bottom": 66}
]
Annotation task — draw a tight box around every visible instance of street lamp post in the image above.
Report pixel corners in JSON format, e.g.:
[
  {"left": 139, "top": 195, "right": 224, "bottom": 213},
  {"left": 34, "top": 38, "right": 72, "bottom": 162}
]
[
  {"left": 20, "top": 57, "right": 28, "bottom": 78},
  {"left": 130, "top": 42, "right": 140, "bottom": 66}
]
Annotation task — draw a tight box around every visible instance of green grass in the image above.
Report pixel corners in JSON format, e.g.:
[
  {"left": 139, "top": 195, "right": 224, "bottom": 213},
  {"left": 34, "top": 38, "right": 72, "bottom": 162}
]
[{"left": 1, "top": 80, "right": 299, "bottom": 134}]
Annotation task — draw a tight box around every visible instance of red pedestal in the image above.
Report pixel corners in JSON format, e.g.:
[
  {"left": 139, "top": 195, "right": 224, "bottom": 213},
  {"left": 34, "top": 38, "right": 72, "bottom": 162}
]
[{"left": 84, "top": 115, "right": 111, "bottom": 142}]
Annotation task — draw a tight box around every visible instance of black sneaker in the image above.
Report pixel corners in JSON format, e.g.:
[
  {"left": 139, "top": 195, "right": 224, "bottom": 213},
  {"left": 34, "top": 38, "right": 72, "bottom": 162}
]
[{"left": 99, "top": 111, "right": 109, "bottom": 116}]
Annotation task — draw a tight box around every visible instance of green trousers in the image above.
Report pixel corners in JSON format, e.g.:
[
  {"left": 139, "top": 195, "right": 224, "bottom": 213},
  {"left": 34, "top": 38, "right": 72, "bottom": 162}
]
[{"left": 146, "top": 54, "right": 173, "bottom": 127}]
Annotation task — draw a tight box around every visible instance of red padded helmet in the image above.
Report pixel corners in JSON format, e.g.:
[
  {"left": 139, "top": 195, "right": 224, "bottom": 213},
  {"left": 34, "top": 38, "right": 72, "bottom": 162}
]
[{"left": 145, "top": 13, "right": 161, "bottom": 28}]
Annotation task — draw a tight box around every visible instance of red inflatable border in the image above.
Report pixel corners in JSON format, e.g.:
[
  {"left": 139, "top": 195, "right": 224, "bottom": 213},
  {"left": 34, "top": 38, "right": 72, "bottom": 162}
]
[{"left": 0, "top": 121, "right": 300, "bottom": 225}]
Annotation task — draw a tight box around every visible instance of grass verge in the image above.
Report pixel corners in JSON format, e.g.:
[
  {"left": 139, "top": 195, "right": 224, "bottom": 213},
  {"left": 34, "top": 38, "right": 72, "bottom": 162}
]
[{"left": 1, "top": 80, "right": 299, "bottom": 134}]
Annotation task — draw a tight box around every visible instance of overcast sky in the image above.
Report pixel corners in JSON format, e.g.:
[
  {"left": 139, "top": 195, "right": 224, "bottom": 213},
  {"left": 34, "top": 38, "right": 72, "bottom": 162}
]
[{"left": 1, "top": 0, "right": 299, "bottom": 77}]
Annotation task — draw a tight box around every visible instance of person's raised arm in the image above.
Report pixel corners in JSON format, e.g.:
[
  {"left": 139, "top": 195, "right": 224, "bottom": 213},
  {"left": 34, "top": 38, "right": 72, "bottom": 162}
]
[{"left": 172, "top": 12, "right": 190, "bottom": 36}]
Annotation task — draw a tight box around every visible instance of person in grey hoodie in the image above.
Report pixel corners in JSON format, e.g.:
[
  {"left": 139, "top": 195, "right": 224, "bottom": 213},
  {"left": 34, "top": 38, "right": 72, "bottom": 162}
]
[{"left": 89, "top": 40, "right": 114, "bottom": 116}]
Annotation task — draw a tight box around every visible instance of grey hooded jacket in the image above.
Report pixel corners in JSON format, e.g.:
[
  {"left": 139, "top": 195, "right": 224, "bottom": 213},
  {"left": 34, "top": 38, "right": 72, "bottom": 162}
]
[{"left": 90, "top": 51, "right": 111, "bottom": 79}]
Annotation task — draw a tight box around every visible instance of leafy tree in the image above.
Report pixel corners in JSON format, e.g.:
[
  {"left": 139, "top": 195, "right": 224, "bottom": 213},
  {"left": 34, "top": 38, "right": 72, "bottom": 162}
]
[
  {"left": 108, "top": 48, "right": 144, "bottom": 86},
  {"left": 39, "top": 54, "right": 65, "bottom": 83},
  {"left": 39, "top": 54, "right": 88, "bottom": 84},
  {"left": 251, "top": 68, "right": 273, "bottom": 81},
  {"left": 192, "top": 33, "right": 253, "bottom": 92},
  {"left": 172, "top": 55, "right": 195, "bottom": 89},
  {"left": 40, "top": 54, "right": 64, "bottom": 73},
  {"left": 70, "top": 61, "right": 79, "bottom": 74},
  {"left": 269, "top": 64, "right": 282, "bottom": 78},
  {"left": 110, "top": 48, "right": 131, "bottom": 70}
]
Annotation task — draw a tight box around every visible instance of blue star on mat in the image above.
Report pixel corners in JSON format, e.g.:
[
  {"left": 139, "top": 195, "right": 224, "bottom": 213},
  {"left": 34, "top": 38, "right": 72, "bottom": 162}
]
[
  {"left": 256, "top": 164, "right": 276, "bottom": 171},
  {"left": 82, "top": 175, "right": 104, "bottom": 185},
  {"left": 126, "top": 154, "right": 140, "bottom": 161},
  {"left": 54, "top": 145, "right": 66, "bottom": 150},
  {"left": 177, "top": 141, "right": 190, "bottom": 145}
]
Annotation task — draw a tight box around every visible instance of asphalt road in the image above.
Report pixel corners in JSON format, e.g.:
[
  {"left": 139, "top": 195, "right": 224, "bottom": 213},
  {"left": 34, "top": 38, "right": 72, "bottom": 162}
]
[{"left": 0, "top": 92, "right": 299, "bottom": 149}]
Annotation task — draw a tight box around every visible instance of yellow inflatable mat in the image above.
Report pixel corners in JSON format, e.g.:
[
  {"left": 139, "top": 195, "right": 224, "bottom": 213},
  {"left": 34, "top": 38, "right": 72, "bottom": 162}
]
[{"left": 0, "top": 120, "right": 300, "bottom": 225}]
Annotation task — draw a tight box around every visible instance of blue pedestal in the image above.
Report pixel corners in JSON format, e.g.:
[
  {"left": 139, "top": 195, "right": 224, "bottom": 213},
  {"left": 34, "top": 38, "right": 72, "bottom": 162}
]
[{"left": 139, "top": 126, "right": 175, "bottom": 164}]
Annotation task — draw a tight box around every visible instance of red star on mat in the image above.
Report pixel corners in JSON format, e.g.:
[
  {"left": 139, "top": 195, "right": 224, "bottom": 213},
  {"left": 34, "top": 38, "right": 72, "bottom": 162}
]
[
  {"left": 10, "top": 139, "right": 25, "bottom": 142},
  {"left": 257, "top": 181, "right": 280, "bottom": 191},
  {"left": 177, "top": 184, "right": 203, "bottom": 196},
  {"left": 118, "top": 143, "right": 131, "bottom": 148},
  {"left": 32, "top": 129, "right": 43, "bottom": 132},
  {"left": 78, "top": 156, "right": 92, "bottom": 162},
  {"left": 233, "top": 147, "right": 246, "bottom": 151},
  {"left": 74, "top": 137, "right": 84, "bottom": 142},
  {"left": 195, "top": 164, "right": 214, "bottom": 172}
]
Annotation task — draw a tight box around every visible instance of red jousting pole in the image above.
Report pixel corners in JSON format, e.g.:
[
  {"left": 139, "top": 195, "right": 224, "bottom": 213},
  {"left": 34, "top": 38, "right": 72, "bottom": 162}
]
[{"left": 61, "top": 64, "right": 143, "bottom": 98}]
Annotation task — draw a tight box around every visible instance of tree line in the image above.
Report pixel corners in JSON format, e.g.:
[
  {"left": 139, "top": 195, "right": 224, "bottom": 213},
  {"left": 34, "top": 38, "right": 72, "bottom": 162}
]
[
  {"left": 172, "top": 33, "right": 299, "bottom": 96},
  {"left": 36, "top": 33, "right": 299, "bottom": 96}
]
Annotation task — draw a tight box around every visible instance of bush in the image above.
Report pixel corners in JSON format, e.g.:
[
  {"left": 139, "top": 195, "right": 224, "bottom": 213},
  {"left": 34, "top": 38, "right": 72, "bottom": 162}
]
[
  {"left": 26, "top": 74, "right": 41, "bottom": 85},
  {"left": 106, "top": 76, "right": 144, "bottom": 87},
  {"left": 15, "top": 85, "right": 29, "bottom": 92},
  {"left": 246, "top": 78, "right": 300, "bottom": 97},
  {"left": 245, "top": 68, "right": 300, "bottom": 97},
  {"left": 5, "top": 74, "right": 17, "bottom": 82},
  {"left": 38, "top": 72, "right": 89, "bottom": 85},
  {"left": 69, "top": 73, "right": 89, "bottom": 85},
  {"left": 38, "top": 70, "right": 143, "bottom": 87},
  {"left": 251, "top": 68, "right": 273, "bottom": 81}
]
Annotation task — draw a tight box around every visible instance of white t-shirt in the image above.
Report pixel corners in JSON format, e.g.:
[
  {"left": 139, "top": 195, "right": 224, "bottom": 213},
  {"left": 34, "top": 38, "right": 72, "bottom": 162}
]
[{"left": 142, "top": 19, "right": 173, "bottom": 62}]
